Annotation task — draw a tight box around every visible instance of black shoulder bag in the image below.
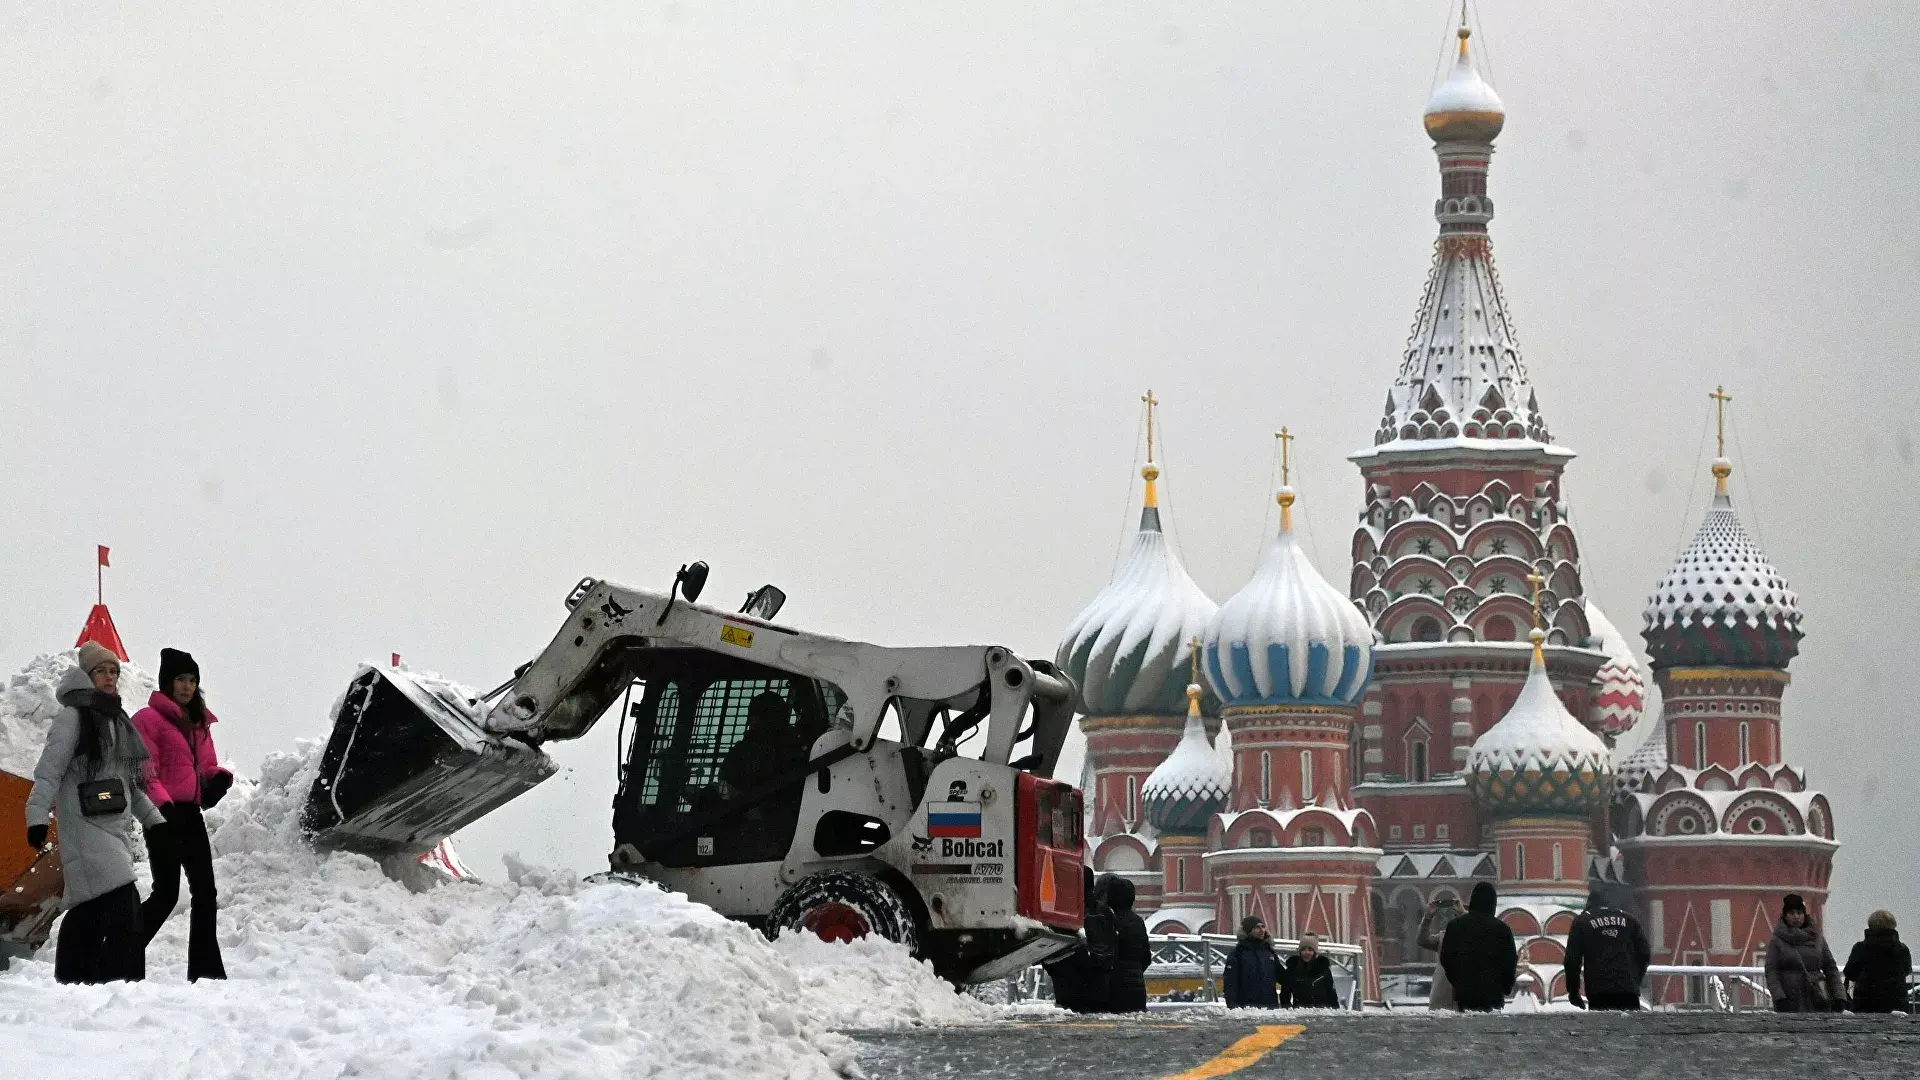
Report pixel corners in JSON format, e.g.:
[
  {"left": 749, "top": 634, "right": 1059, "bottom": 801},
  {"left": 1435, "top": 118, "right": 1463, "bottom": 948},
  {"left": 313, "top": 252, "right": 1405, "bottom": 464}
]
[{"left": 76, "top": 706, "right": 130, "bottom": 817}]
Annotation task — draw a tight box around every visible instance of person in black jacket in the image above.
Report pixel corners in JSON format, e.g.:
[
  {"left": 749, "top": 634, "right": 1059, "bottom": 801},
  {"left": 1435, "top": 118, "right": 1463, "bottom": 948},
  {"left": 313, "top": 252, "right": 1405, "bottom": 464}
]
[
  {"left": 1439, "top": 881, "right": 1517, "bottom": 1012},
  {"left": 1096, "top": 874, "right": 1150, "bottom": 1013},
  {"left": 1563, "top": 890, "right": 1651, "bottom": 1010},
  {"left": 1045, "top": 867, "right": 1117, "bottom": 1013},
  {"left": 1282, "top": 933, "right": 1340, "bottom": 1008},
  {"left": 1221, "top": 916, "right": 1282, "bottom": 1008},
  {"left": 1843, "top": 909, "right": 1913, "bottom": 1014}
]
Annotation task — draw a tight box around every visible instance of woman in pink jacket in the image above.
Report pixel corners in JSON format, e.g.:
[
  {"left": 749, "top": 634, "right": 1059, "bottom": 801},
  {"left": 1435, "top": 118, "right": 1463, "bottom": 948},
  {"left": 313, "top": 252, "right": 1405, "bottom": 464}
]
[{"left": 131, "top": 648, "right": 232, "bottom": 981}]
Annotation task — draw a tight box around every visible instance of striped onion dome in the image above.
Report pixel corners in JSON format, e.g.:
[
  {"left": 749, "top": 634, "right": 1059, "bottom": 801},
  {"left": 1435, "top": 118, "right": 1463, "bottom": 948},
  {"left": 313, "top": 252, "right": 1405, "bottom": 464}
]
[
  {"left": 1584, "top": 600, "right": 1646, "bottom": 739},
  {"left": 1141, "top": 684, "right": 1232, "bottom": 836},
  {"left": 1057, "top": 461, "right": 1218, "bottom": 716},
  {"left": 1468, "top": 630, "right": 1614, "bottom": 818},
  {"left": 1642, "top": 458, "right": 1802, "bottom": 670},
  {"left": 1203, "top": 486, "right": 1374, "bottom": 709},
  {"left": 1614, "top": 723, "right": 1667, "bottom": 796}
]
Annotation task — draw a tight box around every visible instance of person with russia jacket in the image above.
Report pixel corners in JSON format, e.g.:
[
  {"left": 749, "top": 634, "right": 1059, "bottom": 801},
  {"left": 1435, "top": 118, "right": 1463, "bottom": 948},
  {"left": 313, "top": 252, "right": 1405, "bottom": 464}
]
[
  {"left": 1563, "top": 890, "right": 1652, "bottom": 1010},
  {"left": 1764, "top": 893, "right": 1844, "bottom": 1012},
  {"left": 1282, "top": 933, "right": 1340, "bottom": 1008},
  {"left": 25, "top": 643, "right": 170, "bottom": 984},
  {"left": 1439, "top": 881, "right": 1517, "bottom": 1012},
  {"left": 1221, "top": 916, "right": 1282, "bottom": 1008},
  {"left": 1096, "top": 874, "right": 1150, "bottom": 1013},
  {"left": 130, "top": 648, "right": 232, "bottom": 981},
  {"left": 1842, "top": 910, "right": 1912, "bottom": 1014},
  {"left": 1044, "top": 867, "right": 1117, "bottom": 1013}
]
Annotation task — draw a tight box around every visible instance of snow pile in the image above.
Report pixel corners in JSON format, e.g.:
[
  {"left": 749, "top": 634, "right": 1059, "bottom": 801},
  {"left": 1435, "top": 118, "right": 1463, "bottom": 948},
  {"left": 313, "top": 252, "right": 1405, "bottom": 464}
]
[
  {"left": 0, "top": 665, "right": 993, "bottom": 1079},
  {"left": 0, "top": 650, "right": 157, "bottom": 777}
]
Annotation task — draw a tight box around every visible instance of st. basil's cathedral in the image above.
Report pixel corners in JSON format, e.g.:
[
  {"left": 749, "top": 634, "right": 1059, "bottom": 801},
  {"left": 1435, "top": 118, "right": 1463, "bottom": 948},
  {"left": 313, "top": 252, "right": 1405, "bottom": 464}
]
[{"left": 1054, "top": 19, "right": 1835, "bottom": 1006}]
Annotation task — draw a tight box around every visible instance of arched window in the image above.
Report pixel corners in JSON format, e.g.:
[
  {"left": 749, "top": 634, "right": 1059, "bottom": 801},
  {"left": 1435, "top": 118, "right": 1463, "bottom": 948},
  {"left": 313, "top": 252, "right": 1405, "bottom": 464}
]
[
  {"left": 1739, "top": 722, "right": 1750, "bottom": 765},
  {"left": 1552, "top": 842, "right": 1564, "bottom": 881},
  {"left": 1260, "top": 751, "right": 1273, "bottom": 806},
  {"left": 1694, "top": 722, "right": 1707, "bottom": 769},
  {"left": 1126, "top": 775, "right": 1139, "bottom": 824},
  {"left": 1300, "top": 751, "right": 1314, "bottom": 800},
  {"left": 1514, "top": 842, "right": 1527, "bottom": 881},
  {"left": 1411, "top": 741, "right": 1430, "bottom": 783},
  {"left": 1249, "top": 828, "right": 1274, "bottom": 848},
  {"left": 1413, "top": 616, "right": 1443, "bottom": 643}
]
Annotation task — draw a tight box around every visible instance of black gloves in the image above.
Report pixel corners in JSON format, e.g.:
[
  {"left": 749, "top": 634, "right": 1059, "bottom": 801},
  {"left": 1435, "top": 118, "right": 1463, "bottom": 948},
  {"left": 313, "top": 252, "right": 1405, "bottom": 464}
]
[
  {"left": 201, "top": 772, "right": 234, "bottom": 809},
  {"left": 26, "top": 824, "right": 48, "bottom": 852},
  {"left": 144, "top": 820, "right": 174, "bottom": 859}
]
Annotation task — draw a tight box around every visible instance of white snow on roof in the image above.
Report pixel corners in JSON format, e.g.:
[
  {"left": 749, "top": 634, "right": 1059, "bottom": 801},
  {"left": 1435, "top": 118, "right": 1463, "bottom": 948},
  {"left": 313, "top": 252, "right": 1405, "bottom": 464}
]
[
  {"left": 1584, "top": 600, "right": 1647, "bottom": 738},
  {"left": 1141, "top": 703, "right": 1231, "bottom": 807},
  {"left": 1148, "top": 905, "right": 1219, "bottom": 934},
  {"left": 1057, "top": 505, "right": 1217, "bottom": 716},
  {"left": 1468, "top": 641, "right": 1611, "bottom": 782},
  {"left": 1203, "top": 512, "right": 1373, "bottom": 706},
  {"left": 1, "top": 650, "right": 158, "bottom": 777},
  {"left": 1615, "top": 723, "right": 1668, "bottom": 793},
  {"left": 1644, "top": 482, "right": 1800, "bottom": 635},
  {"left": 1426, "top": 41, "right": 1504, "bottom": 119}
]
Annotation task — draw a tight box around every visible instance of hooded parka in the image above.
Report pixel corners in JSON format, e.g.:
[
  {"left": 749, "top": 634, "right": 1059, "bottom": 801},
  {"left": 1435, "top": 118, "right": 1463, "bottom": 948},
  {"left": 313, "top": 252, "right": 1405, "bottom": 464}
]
[
  {"left": 1843, "top": 926, "right": 1913, "bottom": 1014},
  {"left": 1221, "top": 930, "right": 1281, "bottom": 1008},
  {"left": 1765, "top": 916, "right": 1843, "bottom": 1013},
  {"left": 1438, "top": 882, "right": 1517, "bottom": 1012},
  {"left": 25, "top": 666, "right": 167, "bottom": 908},
  {"left": 1096, "top": 874, "right": 1150, "bottom": 1013}
]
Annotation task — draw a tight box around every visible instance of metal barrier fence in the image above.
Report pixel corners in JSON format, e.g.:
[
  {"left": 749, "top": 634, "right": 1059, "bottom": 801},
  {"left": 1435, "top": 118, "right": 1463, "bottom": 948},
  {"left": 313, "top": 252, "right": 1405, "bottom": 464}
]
[{"left": 1002, "top": 934, "right": 1368, "bottom": 1010}]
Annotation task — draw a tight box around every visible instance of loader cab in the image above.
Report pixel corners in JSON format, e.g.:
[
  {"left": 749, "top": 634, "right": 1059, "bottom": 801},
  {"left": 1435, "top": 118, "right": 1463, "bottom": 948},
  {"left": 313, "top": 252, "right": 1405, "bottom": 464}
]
[{"left": 612, "top": 649, "right": 846, "bottom": 868}]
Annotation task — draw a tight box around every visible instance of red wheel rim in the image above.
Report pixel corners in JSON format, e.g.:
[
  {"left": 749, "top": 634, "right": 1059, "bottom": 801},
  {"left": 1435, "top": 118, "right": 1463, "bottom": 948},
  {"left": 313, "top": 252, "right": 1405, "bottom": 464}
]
[{"left": 799, "top": 901, "right": 871, "bottom": 943}]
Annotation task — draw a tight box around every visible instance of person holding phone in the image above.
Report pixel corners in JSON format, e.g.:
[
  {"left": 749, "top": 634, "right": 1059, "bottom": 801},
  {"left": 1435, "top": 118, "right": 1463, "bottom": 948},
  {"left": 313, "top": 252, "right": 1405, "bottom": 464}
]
[
  {"left": 23, "top": 642, "right": 170, "bottom": 984},
  {"left": 1417, "top": 895, "right": 1458, "bottom": 1010}
]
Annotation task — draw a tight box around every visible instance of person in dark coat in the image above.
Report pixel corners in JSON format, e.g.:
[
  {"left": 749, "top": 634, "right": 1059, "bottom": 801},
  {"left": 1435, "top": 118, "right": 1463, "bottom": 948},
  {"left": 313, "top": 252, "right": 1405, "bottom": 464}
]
[
  {"left": 1282, "top": 933, "right": 1340, "bottom": 1008},
  {"left": 1096, "top": 873, "right": 1149, "bottom": 1013},
  {"left": 1438, "top": 881, "right": 1517, "bottom": 1012},
  {"left": 1563, "top": 889, "right": 1651, "bottom": 1010},
  {"left": 1842, "top": 909, "right": 1911, "bottom": 1014},
  {"left": 132, "top": 648, "right": 231, "bottom": 981},
  {"left": 1221, "top": 915, "right": 1282, "bottom": 1008},
  {"left": 1764, "top": 893, "right": 1844, "bottom": 1012},
  {"left": 25, "top": 643, "right": 170, "bottom": 984},
  {"left": 1044, "top": 867, "right": 1116, "bottom": 1013}
]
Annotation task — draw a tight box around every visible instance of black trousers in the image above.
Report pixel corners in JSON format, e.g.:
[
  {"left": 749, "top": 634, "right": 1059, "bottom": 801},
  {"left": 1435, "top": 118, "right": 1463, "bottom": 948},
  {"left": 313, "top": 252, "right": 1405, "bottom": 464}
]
[
  {"left": 1587, "top": 991, "right": 1642, "bottom": 1011},
  {"left": 55, "top": 882, "right": 144, "bottom": 984},
  {"left": 140, "top": 803, "right": 226, "bottom": 981}
]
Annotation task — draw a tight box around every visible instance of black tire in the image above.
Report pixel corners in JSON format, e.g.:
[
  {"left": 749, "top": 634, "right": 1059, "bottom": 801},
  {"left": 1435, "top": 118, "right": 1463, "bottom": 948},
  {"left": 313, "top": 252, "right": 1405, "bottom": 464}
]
[{"left": 768, "top": 870, "right": 922, "bottom": 952}]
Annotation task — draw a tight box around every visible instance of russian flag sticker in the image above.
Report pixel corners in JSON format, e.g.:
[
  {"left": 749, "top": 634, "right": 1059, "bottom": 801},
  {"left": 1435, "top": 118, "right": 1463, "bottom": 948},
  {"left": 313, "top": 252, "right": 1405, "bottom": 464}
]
[{"left": 926, "top": 801, "right": 983, "bottom": 839}]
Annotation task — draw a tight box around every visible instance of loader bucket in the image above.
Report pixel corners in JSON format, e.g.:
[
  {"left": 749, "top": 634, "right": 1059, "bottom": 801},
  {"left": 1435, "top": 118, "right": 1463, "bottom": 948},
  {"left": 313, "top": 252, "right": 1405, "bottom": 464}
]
[
  {"left": 303, "top": 666, "right": 558, "bottom": 856},
  {"left": 0, "top": 769, "right": 63, "bottom": 969}
]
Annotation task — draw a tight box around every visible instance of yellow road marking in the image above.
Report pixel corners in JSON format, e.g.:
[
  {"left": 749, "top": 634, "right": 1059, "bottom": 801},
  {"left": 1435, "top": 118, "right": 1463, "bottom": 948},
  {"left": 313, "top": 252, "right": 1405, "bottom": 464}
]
[{"left": 1158, "top": 1025, "right": 1306, "bottom": 1080}]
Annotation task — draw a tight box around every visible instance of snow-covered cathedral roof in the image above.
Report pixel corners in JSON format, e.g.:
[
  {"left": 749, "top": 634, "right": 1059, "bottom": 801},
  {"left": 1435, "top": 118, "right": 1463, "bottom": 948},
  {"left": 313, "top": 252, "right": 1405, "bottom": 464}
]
[
  {"left": 1141, "top": 685, "right": 1232, "bottom": 836},
  {"left": 1424, "top": 25, "right": 1505, "bottom": 143},
  {"left": 1057, "top": 458, "right": 1217, "bottom": 716},
  {"left": 1584, "top": 600, "right": 1646, "bottom": 739},
  {"left": 1204, "top": 485, "right": 1373, "bottom": 708},
  {"left": 1468, "top": 630, "right": 1613, "bottom": 817},
  {"left": 1642, "top": 458, "right": 1802, "bottom": 669}
]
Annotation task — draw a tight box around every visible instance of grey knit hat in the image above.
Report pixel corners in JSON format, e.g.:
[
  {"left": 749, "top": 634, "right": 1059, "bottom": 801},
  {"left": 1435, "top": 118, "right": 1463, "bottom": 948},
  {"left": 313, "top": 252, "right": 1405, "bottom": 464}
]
[{"left": 77, "top": 641, "right": 121, "bottom": 677}]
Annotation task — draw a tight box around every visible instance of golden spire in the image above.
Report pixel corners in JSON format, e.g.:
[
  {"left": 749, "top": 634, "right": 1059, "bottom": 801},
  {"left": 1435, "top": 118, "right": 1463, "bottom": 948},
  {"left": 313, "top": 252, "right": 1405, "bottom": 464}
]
[
  {"left": 1141, "top": 389, "right": 1161, "bottom": 509},
  {"left": 1186, "top": 635, "right": 1204, "bottom": 718},
  {"left": 1458, "top": 6, "right": 1472, "bottom": 54},
  {"left": 1275, "top": 426, "right": 1297, "bottom": 531},
  {"left": 1526, "top": 571, "right": 1547, "bottom": 665},
  {"left": 1709, "top": 385, "right": 1733, "bottom": 495}
]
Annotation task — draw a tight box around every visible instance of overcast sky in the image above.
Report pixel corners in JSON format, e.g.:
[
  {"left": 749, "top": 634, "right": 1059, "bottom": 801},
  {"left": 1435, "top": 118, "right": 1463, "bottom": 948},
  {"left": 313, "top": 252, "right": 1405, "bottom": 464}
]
[{"left": 3, "top": 2, "right": 1915, "bottom": 934}]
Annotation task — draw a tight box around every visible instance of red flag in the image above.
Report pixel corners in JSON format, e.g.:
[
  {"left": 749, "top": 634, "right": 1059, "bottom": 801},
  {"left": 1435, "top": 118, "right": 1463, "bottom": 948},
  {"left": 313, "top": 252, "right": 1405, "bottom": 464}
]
[
  {"left": 392, "top": 653, "right": 402, "bottom": 667},
  {"left": 97, "top": 545, "right": 110, "bottom": 568}
]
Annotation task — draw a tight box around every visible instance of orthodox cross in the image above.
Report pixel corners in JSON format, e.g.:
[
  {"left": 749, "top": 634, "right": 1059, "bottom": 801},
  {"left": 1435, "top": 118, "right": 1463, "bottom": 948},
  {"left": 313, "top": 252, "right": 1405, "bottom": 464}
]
[
  {"left": 1710, "top": 385, "right": 1732, "bottom": 457},
  {"left": 1276, "top": 426, "right": 1294, "bottom": 486},
  {"left": 1526, "top": 571, "right": 1546, "bottom": 630},
  {"left": 1142, "top": 389, "right": 1159, "bottom": 461}
]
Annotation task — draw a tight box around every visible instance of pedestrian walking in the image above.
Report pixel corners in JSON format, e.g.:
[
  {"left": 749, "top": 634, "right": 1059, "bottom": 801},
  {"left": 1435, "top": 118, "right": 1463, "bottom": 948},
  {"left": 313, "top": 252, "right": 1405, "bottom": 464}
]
[
  {"left": 1563, "top": 889, "right": 1651, "bottom": 1011},
  {"left": 1438, "top": 881, "right": 1517, "bottom": 1012},
  {"left": 1764, "top": 893, "right": 1844, "bottom": 1013},
  {"left": 1416, "top": 896, "right": 1457, "bottom": 1010},
  {"left": 1221, "top": 915, "right": 1282, "bottom": 1008},
  {"left": 1095, "top": 873, "right": 1150, "bottom": 1013},
  {"left": 1044, "top": 866, "right": 1116, "bottom": 1013},
  {"left": 131, "top": 648, "right": 231, "bottom": 981},
  {"left": 24, "top": 643, "right": 170, "bottom": 984},
  {"left": 1281, "top": 932, "right": 1340, "bottom": 1008},
  {"left": 1842, "top": 910, "right": 1912, "bottom": 1014}
]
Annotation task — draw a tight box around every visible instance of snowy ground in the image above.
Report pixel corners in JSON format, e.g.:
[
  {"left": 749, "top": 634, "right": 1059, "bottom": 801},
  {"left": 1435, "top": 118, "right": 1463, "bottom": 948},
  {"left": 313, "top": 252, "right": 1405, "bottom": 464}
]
[{"left": 0, "top": 652, "right": 996, "bottom": 1080}]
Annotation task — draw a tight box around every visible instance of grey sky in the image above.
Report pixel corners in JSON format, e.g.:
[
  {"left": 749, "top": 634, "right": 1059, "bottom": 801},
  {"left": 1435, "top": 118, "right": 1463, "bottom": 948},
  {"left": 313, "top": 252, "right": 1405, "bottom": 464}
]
[{"left": 2, "top": 2, "right": 1915, "bottom": 934}]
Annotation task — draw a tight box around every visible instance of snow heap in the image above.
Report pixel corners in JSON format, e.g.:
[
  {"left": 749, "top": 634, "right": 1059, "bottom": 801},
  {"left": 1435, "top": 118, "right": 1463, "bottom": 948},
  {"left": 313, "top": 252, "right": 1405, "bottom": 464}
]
[
  {"left": 0, "top": 658, "right": 994, "bottom": 1079},
  {"left": 0, "top": 650, "right": 158, "bottom": 777}
]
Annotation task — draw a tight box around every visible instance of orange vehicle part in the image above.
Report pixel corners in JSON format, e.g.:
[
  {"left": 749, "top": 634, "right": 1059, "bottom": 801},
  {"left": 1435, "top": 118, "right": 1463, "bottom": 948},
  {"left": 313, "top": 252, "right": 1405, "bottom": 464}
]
[{"left": 0, "top": 770, "right": 64, "bottom": 966}]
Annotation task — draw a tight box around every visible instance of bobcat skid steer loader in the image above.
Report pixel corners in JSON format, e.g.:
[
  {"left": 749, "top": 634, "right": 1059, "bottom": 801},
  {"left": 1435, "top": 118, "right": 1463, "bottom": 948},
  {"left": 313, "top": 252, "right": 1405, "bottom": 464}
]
[{"left": 303, "top": 571, "right": 1086, "bottom": 983}]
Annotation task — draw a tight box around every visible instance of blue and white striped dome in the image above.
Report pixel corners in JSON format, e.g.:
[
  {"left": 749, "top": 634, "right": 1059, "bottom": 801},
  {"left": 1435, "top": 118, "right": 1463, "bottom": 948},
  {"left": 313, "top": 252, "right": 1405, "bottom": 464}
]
[
  {"left": 1203, "top": 488, "right": 1375, "bottom": 708},
  {"left": 1057, "top": 469, "right": 1218, "bottom": 716}
]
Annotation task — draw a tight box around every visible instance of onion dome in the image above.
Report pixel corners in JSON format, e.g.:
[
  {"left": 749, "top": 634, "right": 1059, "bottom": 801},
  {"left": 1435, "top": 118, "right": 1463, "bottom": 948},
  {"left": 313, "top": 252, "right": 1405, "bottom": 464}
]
[
  {"left": 1424, "top": 23, "right": 1504, "bottom": 144},
  {"left": 1642, "top": 454, "right": 1802, "bottom": 670},
  {"left": 1057, "top": 407, "right": 1218, "bottom": 715},
  {"left": 1584, "top": 600, "right": 1646, "bottom": 739},
  {"left": 1614, "top": 724, "right": 1667, "bottom": 796},
  {"left": 1468, "top": 629, "right": 1613, "bottom": 818},
  {"left": 1142, "top": 683, "right": 1232, "bottom": 836},
  {"left": 1203, "top": 458, "right": 1374, "bottom": 708}
]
